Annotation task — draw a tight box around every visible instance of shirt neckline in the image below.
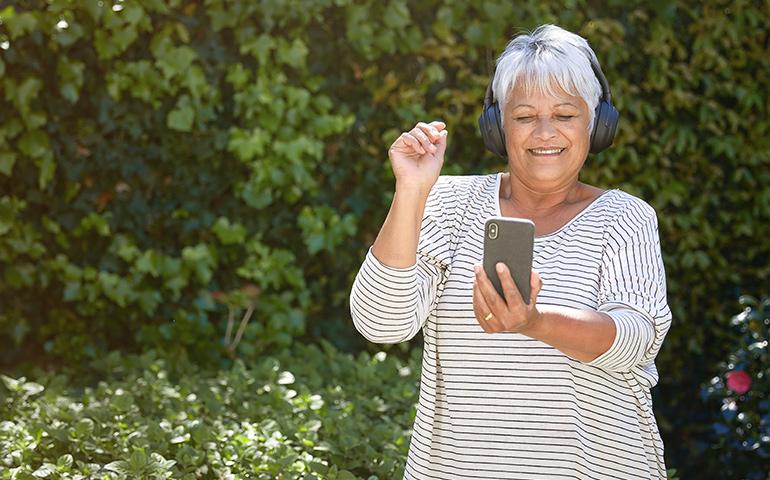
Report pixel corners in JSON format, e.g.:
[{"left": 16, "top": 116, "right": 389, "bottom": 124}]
[{"left": 492, "top": 172, "right": 617, "bottom": 240}]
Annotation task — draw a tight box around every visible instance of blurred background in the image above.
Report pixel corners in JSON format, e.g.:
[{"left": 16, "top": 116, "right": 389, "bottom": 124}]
[{"left": 1, "top": 0, "right": 768, "bottom": 478}]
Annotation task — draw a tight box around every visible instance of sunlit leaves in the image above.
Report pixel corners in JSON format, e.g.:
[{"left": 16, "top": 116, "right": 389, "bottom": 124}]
[
  {"left": 212, "top": 217, "right": 247, "bottom": 245},
  {"left": 298, "top": 206, "right": 358, "bottom": 255},
  {"left": 1, "top": 342, "right": 421, "bottom": 477},
  {"left": 0, "top": 7, "right": 767, "bottom": 477},
  {"left": 276, "top": 38, "right": 308, "bottom": 69},
  {"left": 166, "top": 95, "right": 195, "bottom": 131},
  {"left": 3, "top": 9, "right": 37, "bottom": 40}
]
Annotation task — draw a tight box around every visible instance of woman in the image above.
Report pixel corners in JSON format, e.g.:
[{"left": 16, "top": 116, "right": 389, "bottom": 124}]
[{"left": 350, "top": 24, "right": 671, "bottom": 480}]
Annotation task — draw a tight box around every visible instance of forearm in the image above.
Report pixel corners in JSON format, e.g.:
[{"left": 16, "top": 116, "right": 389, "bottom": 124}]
[
  {"left": 522, "top": 306, "right": 616, "bottom": 362},
  {"left": 371, "top": 184, "right": 430, "bottom": 268}
]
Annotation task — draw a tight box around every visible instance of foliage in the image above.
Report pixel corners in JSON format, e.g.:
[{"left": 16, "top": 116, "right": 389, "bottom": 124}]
[
  {"left": 0, "top": 0, "right": 355, "bottom": 367},
  {"left": 1, "top": 0, "right": 769, "bottom": 475},
  {"left": 700, "top": 296, "right": 770, "bottom": 478},
  {"left": 0, "top": 342, "right": 421, "bottom": 479}
]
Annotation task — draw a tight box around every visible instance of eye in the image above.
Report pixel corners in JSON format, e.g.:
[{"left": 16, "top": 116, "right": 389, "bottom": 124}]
[
  {"left": 556, "top": 115, "right": 575, "bottom": 121},
  {"left": 514, "top": 116, "right": 535, "bottom": 123}
]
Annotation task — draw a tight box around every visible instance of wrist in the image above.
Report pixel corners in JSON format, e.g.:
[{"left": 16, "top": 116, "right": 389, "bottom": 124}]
[
  {"left": 520, "top": 306, "right": 547, "bottom": 339},
  {"left": 395, "top": 179, "right": 434, "bottom": 198}
]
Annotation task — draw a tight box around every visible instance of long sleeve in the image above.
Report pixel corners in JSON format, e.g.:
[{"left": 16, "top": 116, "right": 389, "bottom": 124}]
[
  {"left": 586, "top": 199, "right": 673, "bottom": 388},
  {"left": 349, "top": 177, "right": 456, "bottom": 344}
]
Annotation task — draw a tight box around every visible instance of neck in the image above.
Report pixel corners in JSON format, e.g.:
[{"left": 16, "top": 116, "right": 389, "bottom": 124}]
[{"left": 502, "top": 173, "right": 583, "bottom": 216}]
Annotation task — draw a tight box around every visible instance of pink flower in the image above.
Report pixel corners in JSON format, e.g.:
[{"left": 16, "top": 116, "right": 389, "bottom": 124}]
[{"left": 725, "top": 370, "right": 752, "bottom": 394}]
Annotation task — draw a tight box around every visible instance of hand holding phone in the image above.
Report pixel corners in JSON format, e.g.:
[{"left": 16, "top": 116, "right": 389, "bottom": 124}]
[{"left": 482, "top": 217, "right": 535, "bottom": 303}]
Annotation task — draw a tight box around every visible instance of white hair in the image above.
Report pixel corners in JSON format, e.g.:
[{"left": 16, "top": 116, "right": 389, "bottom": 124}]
[{"left": 492, "top": 24, "right": 602, "bottom": 133}]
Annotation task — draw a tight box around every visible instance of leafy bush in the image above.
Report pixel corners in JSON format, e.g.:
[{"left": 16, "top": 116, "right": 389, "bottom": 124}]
[
  {"left": 0, "top": 0, "right": 355, "bottom": 366},
  {"left": 2, "top": 0, "right": 770, "bottom": 475},
  {"left": 700, "top": 296, "right": 770, "bottom": 478},
  {"left": 0, "top": 342, "right": 421, "bottom": 479}
]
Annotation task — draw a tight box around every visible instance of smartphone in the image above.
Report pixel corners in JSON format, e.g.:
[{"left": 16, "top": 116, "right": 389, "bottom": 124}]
[{"left": 483, "top": 217, "right": 535, "bottom": 303}]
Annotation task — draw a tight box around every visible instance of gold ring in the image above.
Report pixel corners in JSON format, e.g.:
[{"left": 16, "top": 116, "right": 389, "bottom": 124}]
[{"left": 484, "top": 312, "right": 494, "bottom": 322}]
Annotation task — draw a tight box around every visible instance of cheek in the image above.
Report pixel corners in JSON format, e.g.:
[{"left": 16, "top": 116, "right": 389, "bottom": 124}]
[
  {"left": 505, "top": 126, "right": 533, "bottom": 148},
  {"left": 564, "top": 125, "right": 591, "bottom": 148}
]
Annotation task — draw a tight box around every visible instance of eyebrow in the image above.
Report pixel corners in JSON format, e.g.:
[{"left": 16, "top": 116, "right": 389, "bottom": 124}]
[{"left": 511, "top": 102, "right": 579, "bottom": 109}]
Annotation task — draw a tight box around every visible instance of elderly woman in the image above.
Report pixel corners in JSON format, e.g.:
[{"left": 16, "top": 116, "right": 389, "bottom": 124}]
[{"left": 350, "top": 24, "right": 671, "bottom": 480}]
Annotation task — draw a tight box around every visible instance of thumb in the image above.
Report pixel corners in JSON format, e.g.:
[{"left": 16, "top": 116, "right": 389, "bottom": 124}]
[{"left": 434, "top": 129, "right": 449, "bottom": 158}]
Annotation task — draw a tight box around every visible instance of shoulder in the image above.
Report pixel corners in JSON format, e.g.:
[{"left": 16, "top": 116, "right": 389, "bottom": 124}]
[
  {"left": 423, "top": 173, "right": 498, "bottom": 228},
  {"left": 601, "top": 189, "right": 659, "bottom": 226},
  {"left": 598, "top": 190, "right": 661, "bottom": 250},
  {"left": 428, "top": 173, "right": 498, "bottom": 201}
]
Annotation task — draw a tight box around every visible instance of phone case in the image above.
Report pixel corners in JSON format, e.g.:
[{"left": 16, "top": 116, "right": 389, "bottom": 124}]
[{"left": 483, "top": 217, "right": 535, "bottom": 303}]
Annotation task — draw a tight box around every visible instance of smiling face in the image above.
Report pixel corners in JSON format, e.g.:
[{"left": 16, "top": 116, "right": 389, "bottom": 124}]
[{"left": 502, "top": 81, "right": 592, "bottom": 192}]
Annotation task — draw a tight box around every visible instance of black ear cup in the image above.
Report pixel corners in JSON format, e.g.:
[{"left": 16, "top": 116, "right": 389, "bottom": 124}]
[
  {"left": 589, "top": 100, "right": 619, "bottom": 154},
  {"left": 478, "top": 101, "right": 507, "bottom": 158}
]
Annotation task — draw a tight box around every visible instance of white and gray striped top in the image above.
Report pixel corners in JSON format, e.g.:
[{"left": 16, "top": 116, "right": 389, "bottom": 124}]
[{"left": 350, "top": 173, "right": 672, "bottom": 480}]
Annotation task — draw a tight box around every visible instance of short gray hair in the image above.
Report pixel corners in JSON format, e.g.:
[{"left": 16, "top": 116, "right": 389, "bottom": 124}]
[{"left": 492, "top": 24, "right": 602, "bottom": 132}]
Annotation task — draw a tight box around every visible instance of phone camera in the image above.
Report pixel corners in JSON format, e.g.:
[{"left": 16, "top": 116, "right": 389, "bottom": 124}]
[{"left": 488, "top": 222, "right": 498, "bottom": 239}]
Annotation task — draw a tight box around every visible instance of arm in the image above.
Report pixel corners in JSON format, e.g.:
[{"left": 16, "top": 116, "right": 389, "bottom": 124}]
[
  {"left": 370, "top": 186, "right": 430, "bottom": 268},
  {"left": 585, "top": 202, "right": 672, "bottom": 379},
  {"left": 521, "top": 306, "right": 616, "bottom": 363},
  {"left": 473, "top": 200, "right": 671, "bottom": 381},
  {"left": 350, "top": 121, "right": 451, "bottom": 344},
  {"left": 473, "top": 265, "right": 617, "bottom": 362}
]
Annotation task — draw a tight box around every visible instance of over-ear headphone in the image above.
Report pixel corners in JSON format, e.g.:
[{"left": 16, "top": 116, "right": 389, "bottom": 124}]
[{"left": 478, "top": 49, "right": 619, "bottom": 157}]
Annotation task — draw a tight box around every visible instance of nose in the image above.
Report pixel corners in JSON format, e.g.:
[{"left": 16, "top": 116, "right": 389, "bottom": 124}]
[{"left": 533, "top": 116, "right": 557, "bottom": 141}]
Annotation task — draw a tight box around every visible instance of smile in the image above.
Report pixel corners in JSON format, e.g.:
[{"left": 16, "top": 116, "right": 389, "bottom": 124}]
[{"left": 528, "top": 147, "right": 565, "bottom": 155}]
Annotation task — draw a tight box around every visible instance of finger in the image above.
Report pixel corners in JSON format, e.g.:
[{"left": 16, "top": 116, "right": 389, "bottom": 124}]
[
  {"left": 416, "top": 122, "right": 441, "bottom": 142},
  {"left": 428, "top": 120, "right": 446, "bottom": 131},
  {"left": 496, "top": 262, "right": 524, "bottom": 307},
  {"left": 399, "top": 132, "right": 426, "bottom": 155},
  {"left": 411, "top": 127, "right": 436, "bottom": 153},
  {"left": 529, "top": 270, "right": 542, "bottom": 305},
  {"left": 474, "top": 265, "right": 506, "bottom": 317},
  {"left": 435, "top": 130, "right": 448, "bottom": 158},
  {"left": 472, "top": 277, "right": 492, "bottom": 321},
  {"left": 473, "top": 281, "right": 494, "bottom": 333}
]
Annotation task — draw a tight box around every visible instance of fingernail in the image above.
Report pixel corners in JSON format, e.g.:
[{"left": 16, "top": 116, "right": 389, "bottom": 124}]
[
  {"left": 496, "top": 263, "right": 504, "bottom": 273},
  {"left": 473, "top": 265, "right": 481, "bottom": 274}
]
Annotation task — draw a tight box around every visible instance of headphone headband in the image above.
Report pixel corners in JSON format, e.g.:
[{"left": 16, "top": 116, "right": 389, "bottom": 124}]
[
  {"left": 583, "top": 48, "right": 612, "bottom": 104},
  {"left": 483, "top": 49, "right": 612, "bottom": 110}
]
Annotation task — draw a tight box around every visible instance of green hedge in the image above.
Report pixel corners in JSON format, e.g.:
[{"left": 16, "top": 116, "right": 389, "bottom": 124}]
[
  {"left": 1, "top": 0, "right": 769, "bottom": 476},
  {"left": 1, "top": 342, "right": 421, "bottom": 479}
]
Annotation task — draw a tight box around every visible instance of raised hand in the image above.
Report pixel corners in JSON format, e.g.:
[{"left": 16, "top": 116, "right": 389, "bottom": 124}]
[{"left": 388, "top": 121, "right": 448, "bottom": 194}]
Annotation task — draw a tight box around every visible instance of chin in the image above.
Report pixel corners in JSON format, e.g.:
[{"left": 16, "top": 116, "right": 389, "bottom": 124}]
[{"left": 527, "top": 168, "right": 573, "bottom": 183}]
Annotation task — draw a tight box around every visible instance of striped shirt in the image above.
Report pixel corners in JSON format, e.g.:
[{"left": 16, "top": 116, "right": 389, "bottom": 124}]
[{"left": 350, "top": 173, "right": 672, "bottom": 480}]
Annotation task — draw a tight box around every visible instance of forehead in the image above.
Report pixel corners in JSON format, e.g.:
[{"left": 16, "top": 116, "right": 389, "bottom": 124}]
[{"left": 505, "top": 79, "right": 587, "bottom": 109}]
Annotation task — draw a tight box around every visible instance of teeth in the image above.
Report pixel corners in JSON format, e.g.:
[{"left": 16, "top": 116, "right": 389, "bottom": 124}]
[{"left": 530, "top": 148, "right": 563, "bottom": 155}]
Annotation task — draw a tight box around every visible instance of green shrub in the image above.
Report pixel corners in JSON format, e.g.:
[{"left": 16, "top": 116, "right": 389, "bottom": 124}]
[
  {"left": 1, "top": 1, "right": 769, "bottom": 475},
  {"left": 0, "top": 0, "right": 355, "bottom": 366},
  {"left": 0, "top": 342, "right": 421, "bottom": 479},
  {"left": 700, "top": 296, "right": 770, "bottom": 478}
]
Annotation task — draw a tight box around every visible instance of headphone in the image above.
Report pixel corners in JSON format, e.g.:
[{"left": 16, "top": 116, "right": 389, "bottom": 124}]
[{"left": 478, "top": 49, "right": 619, "bottom": 157}]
